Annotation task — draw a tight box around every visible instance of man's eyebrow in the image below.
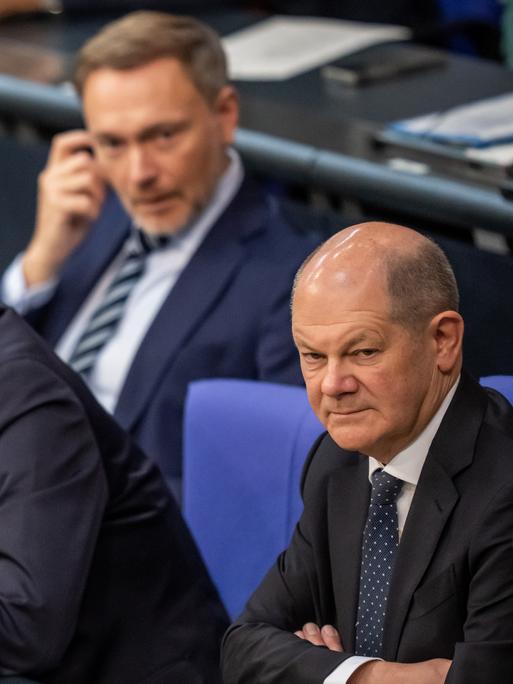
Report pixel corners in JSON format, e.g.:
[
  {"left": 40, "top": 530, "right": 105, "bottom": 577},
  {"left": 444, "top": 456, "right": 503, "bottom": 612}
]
[
  {"left": 93, "top": 121, "right": 186, "bottom": 144},
  {"left": 137, "top": 122, "right": 184, "bottom": 141},
  {"left": 295, "top": 330, "right": 380, "bottom": 352},
  {"left": 347, "top": 332, "right": 377, "bottom": 347},
  {"left": 293, "top": 334, "right": 318, "bottom": 350},
  {"left": 93, "top": 131, "right": 124, "bottom": 143}
]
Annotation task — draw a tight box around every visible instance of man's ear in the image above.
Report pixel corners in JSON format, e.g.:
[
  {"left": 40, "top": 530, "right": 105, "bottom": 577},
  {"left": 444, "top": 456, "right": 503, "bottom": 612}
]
[
  {"left": 429, "top": 311, "right": 464, "bottom": 372},
  {"left": 214, "top": 85, "right": 239, "bottom": 146}
]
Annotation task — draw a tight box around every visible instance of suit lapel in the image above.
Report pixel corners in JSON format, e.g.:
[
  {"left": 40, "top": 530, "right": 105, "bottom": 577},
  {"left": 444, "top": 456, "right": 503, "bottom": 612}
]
[
  {"left": 42, "top": 193, "right": 130, "bottom": 346},
  {"left": 382, "top": 457, "right": 459, "bottom": 660},
  {"left": 328, "top": 455, "right": 370, "bottom": 652},
  {"left": 114, "top": 179, "right": 267, "bottom": 431},
  {"left": 382, "top": 373, "right": 488, "bottom": 659}
]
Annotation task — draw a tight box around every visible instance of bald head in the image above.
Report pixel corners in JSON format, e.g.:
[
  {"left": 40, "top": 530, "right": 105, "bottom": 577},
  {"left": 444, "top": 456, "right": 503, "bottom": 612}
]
[
  {"left": 292, "top": 222, "right": 459, "bottom": 331},
  {"left": 292, "top": 222, "right": 463, "bottom": 460}
]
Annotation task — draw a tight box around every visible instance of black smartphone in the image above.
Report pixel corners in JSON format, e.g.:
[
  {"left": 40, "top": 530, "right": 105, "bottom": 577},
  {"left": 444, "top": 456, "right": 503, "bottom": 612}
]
[{"left": 321, "top": 43, "right": 447, "bottom": 87}]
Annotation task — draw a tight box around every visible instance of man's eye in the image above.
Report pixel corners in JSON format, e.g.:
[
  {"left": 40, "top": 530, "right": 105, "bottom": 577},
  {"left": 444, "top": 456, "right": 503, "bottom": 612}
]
[
  {"left": 158, "top": 129, "right": 173, "bottom": 139},
  {"left": 153, "top": 128, "right": 177, "bottom": 144},
  {"left": 303, "top": 352, "right": 323, "bottom": 361},
  {"left": 354, "top": 349, "right": 377, "bottom": 358},
  {"left": 98, "top": 139, "right": 123, "bottom": 152}
]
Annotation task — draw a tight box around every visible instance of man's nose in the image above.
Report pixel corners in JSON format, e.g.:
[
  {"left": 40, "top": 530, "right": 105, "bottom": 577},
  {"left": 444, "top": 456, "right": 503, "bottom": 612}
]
[
  {"left": 128, "top": 145, "right": 158, "bottom": 187},
  {"left": 320, "top": 360, "right": 358, "bottom": 397}
]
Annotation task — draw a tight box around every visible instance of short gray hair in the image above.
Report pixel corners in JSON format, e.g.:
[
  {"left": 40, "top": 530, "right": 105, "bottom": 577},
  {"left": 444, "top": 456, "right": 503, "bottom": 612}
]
[
  {"left": 74, "top": 11, "right": 228, "bottom": 104},
  {"left": 385, "top": 237, "right": 459, "bottom": 329},
  {"left": 291, "top": 235, "right": 459, "bottom": 330}
]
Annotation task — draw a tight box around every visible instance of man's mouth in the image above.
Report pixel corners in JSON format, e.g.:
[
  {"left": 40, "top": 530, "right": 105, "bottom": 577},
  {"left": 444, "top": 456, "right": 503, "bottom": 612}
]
[
  {"left": 329, "top": 408, "right": 368, "bottom": 417},
  {"left": 133, "top": 192, "right": 179, "bottom": 207}
]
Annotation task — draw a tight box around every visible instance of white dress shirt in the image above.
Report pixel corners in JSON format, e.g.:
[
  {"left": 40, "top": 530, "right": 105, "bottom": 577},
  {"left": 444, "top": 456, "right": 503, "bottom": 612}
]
[
  {"left": 324, "top": 378, "right": 459, "bottom": 683},
  {"left": 2, "top": 150, "right": 243, "bottom": 413}
]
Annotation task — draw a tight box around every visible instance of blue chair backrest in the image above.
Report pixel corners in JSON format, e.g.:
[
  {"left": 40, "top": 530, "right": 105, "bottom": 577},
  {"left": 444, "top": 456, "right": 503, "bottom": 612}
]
[
  {"left": 183, "top": 379, "right": 324, "bottom": 619},
  {"left": 480, "top": 375, "right": 513, "bottom": 405},
  {"left": 183, "top": 376, "right": 513, "bottom": 619}
]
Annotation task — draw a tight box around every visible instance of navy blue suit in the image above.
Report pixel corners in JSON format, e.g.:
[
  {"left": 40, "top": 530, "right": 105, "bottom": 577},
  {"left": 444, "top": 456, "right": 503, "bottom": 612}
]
[{"left": 25, "top": 178, "right": 320, "bottom": 494}]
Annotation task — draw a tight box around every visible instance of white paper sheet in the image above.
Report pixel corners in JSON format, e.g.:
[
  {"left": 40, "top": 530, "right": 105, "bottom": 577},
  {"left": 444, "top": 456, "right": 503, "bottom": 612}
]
[
  {"left": 465, "top": 142, "right": 513, "bottom": 166},
  {"left": 222, "top": 16, "right": 411, "bottom": 81},
  {"left": 392, "top": 92, "right": 513, "bottom": 148}
]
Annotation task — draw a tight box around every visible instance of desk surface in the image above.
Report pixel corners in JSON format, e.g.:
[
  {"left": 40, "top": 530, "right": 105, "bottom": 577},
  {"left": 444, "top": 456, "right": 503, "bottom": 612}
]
[
  {"left": 235, "top": 50, "right": 513, "bottom": 187},
  {"left": 3, "top": 12, "right": 513, "bottom": 130},
  {"left": 2, "top": 10, "right": 513, "bottom": 231}
]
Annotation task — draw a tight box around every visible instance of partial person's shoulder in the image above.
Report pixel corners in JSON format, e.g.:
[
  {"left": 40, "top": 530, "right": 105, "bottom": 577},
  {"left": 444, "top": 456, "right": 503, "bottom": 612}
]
[
  {"left": 301, "top": 431, "right": 361, "bottom": 497},
  {"left": 263, "top": 195, "right": 333, "bottom": 254},
  {"left": 236, "top": 177, "right": 327, "bottom": 250},
  {"left": 0, "top": 306, "right": 85, "bottom": 415},
  {"left": 451, "top": 379, "right": 513, "bottom": 515},
  {"left": 0, "top": 304, "right": 60, "bottom": 369}
]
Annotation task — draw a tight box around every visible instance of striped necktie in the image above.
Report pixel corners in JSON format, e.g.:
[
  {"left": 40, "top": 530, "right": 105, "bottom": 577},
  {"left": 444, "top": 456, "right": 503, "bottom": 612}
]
[
  {"left": 355, "top": 469, "right": 403, "bottom": 657},
  {"left": 68, "top": 229, "right": 169, "bottom": 378}
]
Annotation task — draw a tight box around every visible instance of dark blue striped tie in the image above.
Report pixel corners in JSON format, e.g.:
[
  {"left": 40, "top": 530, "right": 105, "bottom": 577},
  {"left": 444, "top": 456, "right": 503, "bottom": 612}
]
[
  {"left": 355, "top": 469, "right": 403, "bottom": 657},
  {"left": 68, "top": 229, "right": 169, "bottom": 378}
]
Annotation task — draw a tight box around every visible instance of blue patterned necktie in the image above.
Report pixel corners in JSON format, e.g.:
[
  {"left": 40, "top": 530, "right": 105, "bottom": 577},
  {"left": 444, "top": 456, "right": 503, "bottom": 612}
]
[
  {"left": 355, "top": 469, "right": 404, "bottom": 657},
  {"left": 68, "top": 229, "right": 169, "bottom": 378}
]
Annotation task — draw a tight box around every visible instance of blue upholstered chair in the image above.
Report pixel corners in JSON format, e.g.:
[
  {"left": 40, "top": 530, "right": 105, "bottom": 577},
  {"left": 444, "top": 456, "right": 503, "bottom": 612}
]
[
  {"left": 183, "top": 375, "right": 513, "bottom": 620},
  {"left": 480, "top": 375, "right": 513, "bottom": 405},
  {"left": 183, "top": 379, "right": 324, "bottom": 619}
]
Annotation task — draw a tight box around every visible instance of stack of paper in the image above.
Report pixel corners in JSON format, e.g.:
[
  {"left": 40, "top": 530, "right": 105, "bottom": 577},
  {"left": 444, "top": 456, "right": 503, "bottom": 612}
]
[
  {"left": 222, "top": 16, "right": 411, "bottom": 81},
  {"left": 390, "top": 92, "right": 513, "bottom": 148}
]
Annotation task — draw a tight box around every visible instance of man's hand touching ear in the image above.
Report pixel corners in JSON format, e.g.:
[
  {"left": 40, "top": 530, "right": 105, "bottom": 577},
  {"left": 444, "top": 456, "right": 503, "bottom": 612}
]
[{"left": 23, "top": 130, "right": 106, "bottom": 287}]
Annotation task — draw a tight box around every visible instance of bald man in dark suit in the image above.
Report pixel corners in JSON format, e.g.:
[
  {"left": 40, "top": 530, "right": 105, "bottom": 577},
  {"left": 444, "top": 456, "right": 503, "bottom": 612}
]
[{"left": 222, "top": 222, "right": 513, "bottom": 684}]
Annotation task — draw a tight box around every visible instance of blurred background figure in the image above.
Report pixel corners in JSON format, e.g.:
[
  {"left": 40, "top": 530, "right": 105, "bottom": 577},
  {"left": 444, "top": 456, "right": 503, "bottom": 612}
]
[{"left": 0, "top": 11, "right": 320, "bottom": 501}]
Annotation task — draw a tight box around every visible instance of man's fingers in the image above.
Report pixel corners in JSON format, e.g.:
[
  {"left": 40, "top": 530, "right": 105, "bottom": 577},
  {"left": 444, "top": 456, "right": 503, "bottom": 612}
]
[
  {"left": 295, "top": 623, "right": 344, "bottom": 652},
  {"left": 48, "top": 129, "right": 95, "bottom": 164},
  {"left": 300, "top": 622, "right": 325, "bottom": 646},
  {"left": 321, "top": 624, "right": 343, "bottom": 652}
]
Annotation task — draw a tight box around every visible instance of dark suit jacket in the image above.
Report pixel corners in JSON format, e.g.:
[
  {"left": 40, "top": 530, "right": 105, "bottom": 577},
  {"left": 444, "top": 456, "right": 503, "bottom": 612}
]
[
  {"left": 24, "top": 178, "right": 319, "bottom": 495},
  {"left": 0, "top": 305, "right": 227, "bottom": 683},
  {"left": 222, "top": 373, "right": 513, "bottom": 683}
]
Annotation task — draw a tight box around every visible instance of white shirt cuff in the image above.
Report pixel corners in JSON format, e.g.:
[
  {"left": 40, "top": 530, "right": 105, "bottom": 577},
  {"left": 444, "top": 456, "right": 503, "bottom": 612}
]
[
  {"left": 1, "top": 253, "right": 57, "bottom": 314},
  {"left": 323, "top": 656, "right": 382, "bottom": 683}
]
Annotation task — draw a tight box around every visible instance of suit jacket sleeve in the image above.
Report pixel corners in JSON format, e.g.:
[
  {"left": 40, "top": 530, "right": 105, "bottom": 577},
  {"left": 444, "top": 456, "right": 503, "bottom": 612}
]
[
  {"left": 446, "top": 478, "right": 513, "bottom": 683},
  {"left": 221, "top": 434, "right": 350, "bottom": 684},
  {"left": 0, "top": 356, "right": 108, "bottom": 674}
]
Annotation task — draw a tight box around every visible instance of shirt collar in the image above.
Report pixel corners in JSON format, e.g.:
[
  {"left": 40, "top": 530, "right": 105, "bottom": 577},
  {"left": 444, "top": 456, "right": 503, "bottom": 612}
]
[{"left": 368, "top": 376, "right": 460, "bottom": 487}]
